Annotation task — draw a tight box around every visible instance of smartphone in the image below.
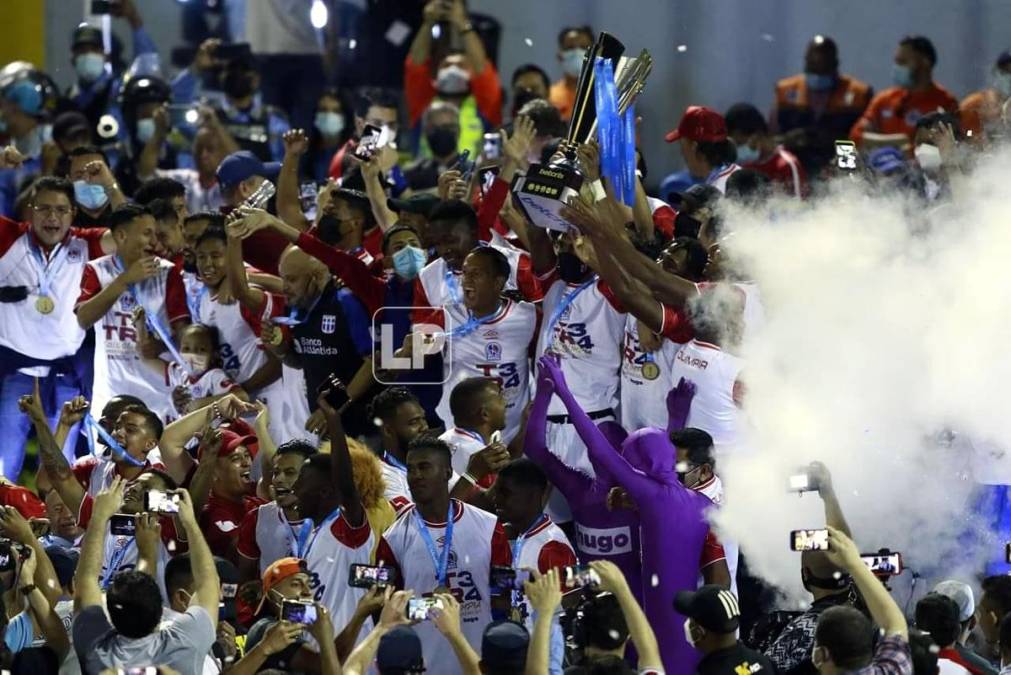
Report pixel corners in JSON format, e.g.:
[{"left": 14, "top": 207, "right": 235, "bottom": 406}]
[
  {"left": 110, "top": 514, "right": 136, "bottom": 537},
  {"left": 317, "top": 374, "right": 350, "bottom": 410},
  {"left": 563, "top": 564, "right": 601, "bottom": 589},
  {"left": 299, "top": 181, "right": 319, "bottom": 216},
  {"left": 478, "top": 166, "right": 500, "bottom": 198},
  {"left": 1006, "top": 542, "right": 1011, "bottom": 563},
  {"left": 483, "top": 133, "right": 502, "bottom": 161},
  {"left": 91, "top": 0, "right": 114, "bottom": 14},
  {"left": 166, "top": 104, "right": 199, "bottom": 128},
  {"left": 453, "top": 149, "right": 474, "bottom": 181},
  {"left": 835, "top": 140, "right": 858, "bottom": 171},
  {"left": 860, "top": 552, "right": 903, "bottom": 575},
  {"left": 354, "top": 124, "right": 385, "bottom": 161},
  {"left": 281, "top": 599, "right": 317, "bottom": 624},
  {"left": 787, "top": 471, "right": 817, "bottom": 493},
  {"left": 406, "top": 596, "right": 444, "bottom": 621},
  {"left": 215, "top": 42, "right": 252, "bottom": 62},
  {"left": 144, "top": 489, "right": 180, "bottom": 514},
  {"left": 490, "top": 565, "right": 530, "bottom": 592},
  {"left": 348, "top": 564, "right": 395, "bottom": 589},
  {"left": 790, "top": 529, "right": 829, "bottom": 551}
]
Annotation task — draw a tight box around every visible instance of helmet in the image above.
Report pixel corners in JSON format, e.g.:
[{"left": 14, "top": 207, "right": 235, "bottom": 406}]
[
  {"left": 118, "top": 75, "right": 171, "bottom": 110},
  {"left": 0, "top": 65, "right": 59, "bottom": 118}
]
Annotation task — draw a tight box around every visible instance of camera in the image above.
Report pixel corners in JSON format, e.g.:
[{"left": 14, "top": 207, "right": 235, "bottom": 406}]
[
  {"left": 348, "top": 564, "right": 395, "bottom": 589},
  {"left": 790, "top": 529, "right": 829, "bottom": 551},
  {"left": 281, "top": 599, "right": 317, "bottom": 625},
  {"left": 110, "top": 514, "right": 137, "bottom": 537},
  {"left": 406, "top": 596, "right": 443, "bottom": 621}
]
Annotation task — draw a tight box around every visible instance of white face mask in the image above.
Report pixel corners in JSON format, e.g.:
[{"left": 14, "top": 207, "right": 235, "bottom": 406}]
[
  {"left": 914, "top": 143, "right": 942, "bottom": 172},
  {"left": 561, "top": 48, "right": 586, "bottom": 78},
  {"left": 181, "top": 351, "right": 210, "bottom": 374},
  {"left": 435, "top": 65, "right": 470, "bottom": 95}
]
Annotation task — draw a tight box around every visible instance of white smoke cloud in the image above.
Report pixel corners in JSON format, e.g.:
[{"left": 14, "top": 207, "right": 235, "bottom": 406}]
[{"left": 710, "top": 152, "right": 1011, "bottom": 605}]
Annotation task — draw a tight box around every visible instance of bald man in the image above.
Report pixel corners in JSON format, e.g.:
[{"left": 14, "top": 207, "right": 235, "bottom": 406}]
[{"left": 265, "top": 244, "right": 378, "bottom": 436}]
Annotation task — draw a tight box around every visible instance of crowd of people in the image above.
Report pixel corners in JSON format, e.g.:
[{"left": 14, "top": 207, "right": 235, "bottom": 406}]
[{"left": 0, "top": 0, "right": 1009, "bottom": 673}]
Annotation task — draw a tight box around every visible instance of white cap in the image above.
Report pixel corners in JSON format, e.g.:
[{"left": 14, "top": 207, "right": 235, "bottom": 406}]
[{"left": 933, "top": 580, "right": 975, "bottom": 622}]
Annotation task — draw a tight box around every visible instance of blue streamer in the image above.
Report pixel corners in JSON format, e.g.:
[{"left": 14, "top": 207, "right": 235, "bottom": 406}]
[{"left": 593, "top": 57, "right": 636, "bottom": 207}]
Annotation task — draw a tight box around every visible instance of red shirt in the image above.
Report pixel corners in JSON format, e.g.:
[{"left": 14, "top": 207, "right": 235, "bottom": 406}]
[
  {"left": 404, "top": 58, "right": 503, "bottom": 128},
  {"left": 744, "top": 146, "right": 808, "bottom": 198},
  {"left": 0, "top": 484, "right": 45, "bottom": 519},
  {"left": 0, "top": 218, "right": 106, "bottom": 259},
  {"left": 200, "top": 493, "right": 267, "bottom": 562}
]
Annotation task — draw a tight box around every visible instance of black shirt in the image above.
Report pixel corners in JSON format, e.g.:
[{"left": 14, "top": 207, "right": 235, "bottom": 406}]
[{"left": 697, "top": 643, "right": 778, "bottom": 675}]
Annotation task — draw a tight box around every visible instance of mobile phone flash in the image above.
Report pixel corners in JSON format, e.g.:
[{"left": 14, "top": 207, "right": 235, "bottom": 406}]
[{"left": 788, "top": 474, "right": 810, "bottom": 491}]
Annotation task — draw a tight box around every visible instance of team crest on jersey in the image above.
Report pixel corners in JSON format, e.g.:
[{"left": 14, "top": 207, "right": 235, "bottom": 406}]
[
  {"left": 321, "top": 315, "right": 336, "bottom": 334},
  {"left": 68, "top": 248, "right": 82, "bottom": 262},
  {"left": 485, "top": 342, "right": 501, "bottom": 362},
  {"left": 560, "top": 304, "right": 573, "bottom": 320},
  {"left": 120, "top": 294, "right": 136, "bottom": 310}
]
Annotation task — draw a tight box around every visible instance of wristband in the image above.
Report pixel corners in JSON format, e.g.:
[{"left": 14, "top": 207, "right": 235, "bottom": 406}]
[
  {"left": 589, "top": 179, "right": 606, "bottom": 203},
  {"left": 463, "top": 471, "right": 481, "bottom": 486},
  {"left": 18, "top": 584, "right": 35, "bottom": 596}
]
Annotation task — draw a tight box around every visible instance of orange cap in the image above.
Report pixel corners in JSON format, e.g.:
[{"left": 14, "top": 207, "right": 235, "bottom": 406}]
[{"left": 255, "top": 557, "right": 307, "bottom": 613}]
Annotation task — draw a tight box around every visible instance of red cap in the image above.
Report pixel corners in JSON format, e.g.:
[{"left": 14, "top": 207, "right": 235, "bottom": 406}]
[
  {"left": 200, "top": 430, "right": 258, "bottom": 461},
  {"left": 665, "top": 106, "right": 728, "bottom": 143}
]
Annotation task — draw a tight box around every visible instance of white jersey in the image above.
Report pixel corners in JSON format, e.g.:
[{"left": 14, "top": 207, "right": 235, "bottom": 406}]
[
  {"left": 100, "top": 527, "right": 172, "bottom": 600},
  {"left": 237, "top": 500, "right": 305, "bottom": 575},
  {"left": 73, "top": 452, "right": 165, "bottom": 499},
  {"left": 377, "top": 500, "right": 509, "bottom": 675},
  {"left": 0, "top": 229, "right": 95, "bottom": 360},
  {"left": 670, "top": 340, "right": 744, "bottom": 452},
  {"left": 435, "top": 299, "right": 536, "bottom": 442},
  {"left": 536, "top": 277, "right": 625, "bottom": 416},
  {"left": 696, "top": 476, "right": 738, "bottom": 595},
  {"left": 165, "top": 363, "right": 237, "bottom": 420},
  {"left": 380, "top": 453, "right": 461, "bottom": 516},
  {"left": 619, "top": 316, "right": 682, "bottom": 431},
  {"left": 415, "top": 244, "right": 525, "bottom": 310},
  {"left": 439, "top": 428, "right": 488, "bottom": 487},
  {"left": 191, "top": 288, "right": 275, "bottom": 384},
  {"left": 298, "top": 510, "right": 375, "bottom": 640},
  {"left": 706, "top": 163, "right": 742, "bottom": 194},
  {"left": 78, "top": 255, "right": 186, "bottom": 417}
]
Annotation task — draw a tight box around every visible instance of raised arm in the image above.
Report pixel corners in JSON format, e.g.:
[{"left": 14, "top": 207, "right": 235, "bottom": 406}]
[
  {"left": 360, "top": 152, "right": 398, "bottom": 231},
  {"left": 809, "top": 462, "right": 852, "bottom": 537},
  {"left": 590, "top": 560, "right": 663, "bottom": 669},
  {"left": 344, "top": 590, "right": 412, "bottom": 675},
  {"left": 826, "top": 526, "right": 907, "bottom": 639},
  {"left": 433, "top": 594, "right": 482, "bottom": 675},
  {"left": 277, "top": 129, "right": 313, "bottom": 231},
  {"left": 19, "top": 386, "right": 84, "bottom": 517},
  {"left": 523, "top": 568, "right": 562, "bottom": 675},
  {"left": 665, "top": 378, "right": 696, "bottom": 438},
  {"left": 75, "top": 478, "right": 124, "bottom": 612},
  {"left": 524, "top": 361, "right": 592, "bottom": 496},
  {"left": 448, "top": 0, "right": 487, "bottom": 73},
  {"left": 14, "top": 541, "right": 70, "bottom": 661},
  {"left": 160, "top": 394, "right": 257, "bottom": 484},
  {"left": 174, "top": 488, "right": 221, "bottom": 631},
  {"left": 0, "top": 505, "right": 62, "bottom": 607},
  {"left": 76, "top": 256, "right": 161, "bottom": 329},
  {"left": 319, "top": 388, "right": 364, "bottom": 526},
  {"left": 224, "top": 214, "right": 270, "bottom": 311}
]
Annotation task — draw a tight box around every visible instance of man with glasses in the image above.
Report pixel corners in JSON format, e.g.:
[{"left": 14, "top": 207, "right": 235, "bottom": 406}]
[{"left": 0, "top": 175, "right": 114, "bottom": 480}]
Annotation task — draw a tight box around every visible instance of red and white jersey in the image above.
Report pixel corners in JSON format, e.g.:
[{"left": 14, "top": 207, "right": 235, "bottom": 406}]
[
  {"left": 694, "top": 281, "right": 765, "bottom": 350},
  {"left": 511, "top": 514, "right": 577, "bottom": 574},
  {"left": 236, "top": 500, "right": 305, "bottom": 575},
  {"left": 536, "top": 277, "right": 626, "bottom": 416},
  {"left": 191, "top": 288, "right": 279, "bottom": 384},
  {"left": 670, "top": 340, "right": 745, "bottom": 451},
  {"left": 745, "top": 146, "right": 807, "bottom": 198},
  {"left": 164, "top": 363, "right": 238, "bottom": 419},
  {"left": 376, "top": 500, "right": 511, "bottom": 675},
  {"left": 0, "top": 220, "right": 105, "bottom": 360},
  {"left": 77, "top": 255, "right": 188, "bottom": 416},
  {"left": 620, "top": 316, "right": 682, "bottom": 431},
  {"left": 72, "top": 452, "right": 165, "bottom": 499},
  {"left": 706, "top": 163, "right": 742, "bottom": 194},
  {"left": 439, "top": 428, "right": 493, "bottom": 489},
  {"left": 299, "top": 510, "right": 375, "bottom": 640},
  {"left": 434, "top": 299, "right": 537, "bottom": 442}
]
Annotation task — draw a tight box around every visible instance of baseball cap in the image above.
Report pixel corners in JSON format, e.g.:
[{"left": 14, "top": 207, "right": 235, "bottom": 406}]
[
  {"left": 674, "top": 585, "right": 741, "bottom": 633},
  {"left": 255, "top": 557, "right": 308, "bottom": 614},
  {"left": 72, "top": 24, "right": 104, "bottom": 51},
  {"left": 376, "top": 625, "right": 425, "bottom": 673},
  {"left": 44, "top": 545, "right": 79, "bottom": 589},
  {"left": 481, "top": 620, "right": 530, "bottom": 669},
  {"left": 215, "top": 151, "right": 281, "bottom": 191},
  {"left": 665, "top": 106, "right": 728, "bottom": 143},
  {"left": 198, "top": 430, "right": 258, "bottom": 461},
  {"left": 388, "top": 193, "right": 440, "bottom": 217},
  {"left": 933, "top": 580, "right": 975, "bottom": 622},
  {"left": 53, "top": 111, "right": 92, "bottom": 143}
]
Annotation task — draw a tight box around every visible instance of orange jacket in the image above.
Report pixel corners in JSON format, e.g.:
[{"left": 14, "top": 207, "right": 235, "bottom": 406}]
[
  {"left": 774, "top": 73, "right": 872, "bottom": 133},
  {"left": 960, "top": 88, "right": 1002, "bottom": 139},
  {"left": 404, "top": 56, "right": 502, "bottom": 128},
  {"left": 849, "top": 83, "right": 958, "bottom": 144},
  {"left": 549, "top": 78, "right": 577, "bottom": 121}
]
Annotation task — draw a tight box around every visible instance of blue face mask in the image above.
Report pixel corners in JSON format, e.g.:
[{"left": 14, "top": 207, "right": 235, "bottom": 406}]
[
  {"left": 73, "top": 180, "right": 109, "bottom": 211},
  {"left": 74, "top": 53, "right": 106, "bottom": 83},
  {"left": 392, "top": 245, "right": 427, "bottom": 280},
  {"left": 136, "top": 118, "right": 156, "bottom": 144},
  {"left": 805, "top": 72, "right": 836, "bottom": 92},
  {"left": 735, "top": 143, "right": 760, "bottom": 164},
  {"left": 314, "top": 111, "right": 345, "bottom": 137},
  {"left": 892, "top": 63, "right": 914, "bottom": 88}
]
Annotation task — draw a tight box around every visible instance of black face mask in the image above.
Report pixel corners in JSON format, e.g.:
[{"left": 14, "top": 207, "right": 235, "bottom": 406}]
[
  {"left": 222, "top": 70, "right": 256, "bottom": 100},
  {"left": 426, "top": 126, "right": 459, "bottom": 157},
  {"left": 674, "top": 211, "right": 702, "bottom": 239},
  {"left": 557, "top": 251, "right": 589, "bottom": 283},
  {"left": 317, "top": 214, "right": 344, "bottom": 246},
  {"left": 182, "top": 254, "right": 198, "bottom": 274}
]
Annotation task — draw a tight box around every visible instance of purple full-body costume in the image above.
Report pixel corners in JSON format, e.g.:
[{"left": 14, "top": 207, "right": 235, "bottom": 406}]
[{"left": 539, "top": 357, "right": 711, "bottom": 674}]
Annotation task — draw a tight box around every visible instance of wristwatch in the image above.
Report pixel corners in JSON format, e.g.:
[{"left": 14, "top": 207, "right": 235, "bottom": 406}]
[{"left": 18, "top": 584, "right": 35, "bottom": 596}]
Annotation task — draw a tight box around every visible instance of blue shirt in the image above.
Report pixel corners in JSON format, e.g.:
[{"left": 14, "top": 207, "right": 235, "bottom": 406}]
[{"left": 5, "top": 611, "right": 33, "bottom": 653}]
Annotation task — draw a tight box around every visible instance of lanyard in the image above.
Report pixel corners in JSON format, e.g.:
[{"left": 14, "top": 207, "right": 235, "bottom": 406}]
[
  {"left": 276, "top": 507, "right": 304, "bottom": 558},
  {"left": 113, "top": 256, "right": 190, "bottom": 376},
  {"left": 383, "top": 451, "right": 407, "bottom": 472},
  {"left": 510, "top": 513, "right": 547, "bottom": 568},
  {"left": 83, "top": 414, "right": 144, "bottom": 467},
  {"left": 544, "top": 277, "right": 596, "bottom": 347},
  {"left": 29, "top": 240, "right": 68, "bottom": 299},
  {"left": 294, "top": 506, "right": 342, "bottom": 559},
  {"left": 448, "top": 304, "right": 503, "bottom": 340},
  {"left": 186, "top": 281, "right": 208, "bottom": 321},
  {"left": 101, "top": 537, "right": 136, "bottom": 588},
  {"left": 412, "top": 502, "right": 455, "bottom": 586},
  {"left": 445, "top": 268, "right": 462, "bottom": 304}
]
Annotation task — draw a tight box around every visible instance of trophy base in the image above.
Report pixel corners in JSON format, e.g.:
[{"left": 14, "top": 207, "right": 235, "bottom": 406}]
[{"left": 511, "top": 163, "right": 585, "bottom": 232}]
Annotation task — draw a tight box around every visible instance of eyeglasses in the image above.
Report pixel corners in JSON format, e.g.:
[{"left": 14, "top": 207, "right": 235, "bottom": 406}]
[{"left": 33, "top": 205, "right": 73, "bottom": 217}]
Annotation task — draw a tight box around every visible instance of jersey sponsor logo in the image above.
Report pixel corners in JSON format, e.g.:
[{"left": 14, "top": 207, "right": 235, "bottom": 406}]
[
  {"left": 574, "top": 523, "right": 632, "bottom": 555},
  {"left": 321, "top": 315, "right": 336, "bottom": 334},
  {"left": 485, "top": 342, "right": 501, "bottom": 362},
  {"left": 482, "top": 329, "right": 500, "bottom": 339},
  {"left": 676, "top": 350, "right": 709, "bottom": 370},
  {"left": 68, "top": 248, "right": 82, "bottom": 262},
  {"left": 103, "top": 311, "right": 138, "bottom": 343}
]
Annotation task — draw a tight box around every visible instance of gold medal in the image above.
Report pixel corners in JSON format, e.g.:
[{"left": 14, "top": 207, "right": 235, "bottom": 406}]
[
  {"left": 641, "top": 361, "right": 660, "bottom": 381},
  {"left": 267, "top": 326, "right": 284, "bottom": 347},
  {"left": 433, "top": 584, "right": 451, "bottom": 596},
  {"left": 35, "top": 296, "right": 55, "bottom": 314}
]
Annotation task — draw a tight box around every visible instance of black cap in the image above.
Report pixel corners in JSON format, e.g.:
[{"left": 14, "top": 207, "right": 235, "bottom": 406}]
[
  {"left": 72, "top": 24, "right": 104, "bottom": 51},
  {"left": 671, "top": 183, "right": 721, "bottom": 213},
  {"left": 376, "top": 625, "right": 424, "bottom": 672},
  {"left": 53, "top": 111, "right": 92, "bottom": 142},
  {"left": 481, "top": 620, "right": 529, "bottom": 669},
  {"left": 674, "top": 585, "right": 741, "bottom": 633},
  {"left": 388, "top": 193, "right": 440, "bottom": 217}
]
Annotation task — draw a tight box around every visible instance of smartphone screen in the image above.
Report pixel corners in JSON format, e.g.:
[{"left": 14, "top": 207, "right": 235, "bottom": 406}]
[
  {"left": 406, "top": 597, "right": 443, "bottom": 621},
  {"left": 790, "top": 529, "right": 829, "bottom": 551},
  {"left": 354, "top": 124, "right": 385, "bottom": 161},
  {"left": 281, "top": 600, "right": 317, "bottom": 624},
  {"left": 110, "top": 514, "right": 137, "bottom": 537},
  {"left": 144, "top": 489, "right": 180, "bottom": 514},
  {"left": 835, "top": 140, "right": 858, "bottom": 171},
  {"left": 787, "top": 473, "right": 811, "bottom": 492},
  {"left": 478, "top": 166, "right": 500, "bottom": 198},
  {"left": 563, "top": 565, "right": 600, "bottom": 589},
  {"left": 860, "top": 553, "right": 902, "bottom": 575},
  {"left": 166, "top": 104, "right": 198, "bottom": 128},
  {"left": 348, "top": 564, "right": 394, "bottom": 589}
]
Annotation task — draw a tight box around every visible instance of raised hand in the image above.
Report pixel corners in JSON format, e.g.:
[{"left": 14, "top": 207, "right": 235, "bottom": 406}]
[
  {"left": 120, "top": 256, "right": 161, "bottom": 284},
  {"left": 437, "top": 169, "right": 463, "bottom": 201},
  {"left": 380, "top": 589, "right": 412, "bottom": 628},
  {"left": 84, "top": 159, "right": 116, "bottom": 189},
  {"left": 260, "top": 620, "right": 303, "bottom": 656},
  {"left": 466, "top": 442, "right": 510, "bottom": 482},
  {"left": 576, "top": 140, "right": 601, "bottom": 182},
  {"left": 93, "top": 476, "right": 126, "bottom": 522},
  {"left": 193, "top": 38, "right": 223, "bottom": 73},
  {"left": 283, "top": 129, "right": 309, "bottom": 158},
  {"left": 666, "top": 377, "right": 696, "bottom": 426},
  {"left": 588, "top": 560, "right": 628, "bottom": 596},
  {"left": 134, "top": 512, "right": 163, "bottom": 560},
  {"left": 503, "top": 115, "right": 536, "bottom": 167},
  {"left": 536, "top": 354, "right": 571, "bottom": 398},
  {"left": 0, "top": 506, "right": 37, "bottom": 545},
  {"left": 17, "top": 378, "right": 47, "bottom": 426},
  {"left": 523, "top": 568, "right": 562, "bottom": 615},
  {"left": 431, "top": 592, "right": 463, "bottom": 636}
]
